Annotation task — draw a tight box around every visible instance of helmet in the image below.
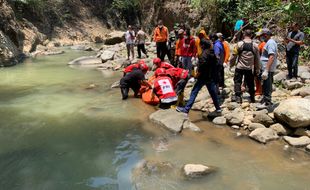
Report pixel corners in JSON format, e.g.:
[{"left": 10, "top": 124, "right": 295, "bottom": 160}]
[
  {"left": 153, "top": 58, "right": 161, "bottom": 66},
  {"left": 140, "top": 63, "right": 149, "bottom": 72},
  {"left": 138, "top": 60, "right": 146, "bottom": 65},
  {"left": 155, "top": 68, "right": 166, "bottom": 77}
]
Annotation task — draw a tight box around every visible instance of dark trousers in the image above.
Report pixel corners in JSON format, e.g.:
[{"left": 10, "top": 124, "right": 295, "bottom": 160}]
[
  {"left": 217, "top": 64, "right": 225, "bottom": 88},
  {"left": 169, "top": 48, "right": 176, "bottom": 66},
  {"left": 286, "top": 51, "right": 299, "bottom": 78},
  {"left": 185, "top": 79, "right": 221, "bottom": 112},
  {"left": 156, "top": 42, "right": 168, "bottom": 61},
  {"left": 262, "top": 72, "right": 274, "bottom": 104},
  {"left": 234, "top": 68, "right": 255, "bottom": 101},
  {"left": 176, "top": 78, "right": 188, "bottom": 95},
  {"left": 137, "top": 44, "right": 148, "bottom": 58},
  {"left": 120, "top": 81, "right": 140, "bottom": 100}
]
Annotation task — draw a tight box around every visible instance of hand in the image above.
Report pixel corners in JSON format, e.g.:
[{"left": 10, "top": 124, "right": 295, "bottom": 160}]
[
  {"left": 223, "top": 62, "right": 228, "bottom": 68},
  {"left": 262, "top": 70, "right": 269, "bottom": 80}
]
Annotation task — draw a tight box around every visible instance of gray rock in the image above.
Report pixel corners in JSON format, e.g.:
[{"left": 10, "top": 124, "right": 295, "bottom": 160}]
[
  {"left": 284, "top": 81, "right": 303, "bottom": 90},
  {"left": 306, "top": 144, "right": 310, "bottom": 152},
  {"left": 270, "top": 123, "right": 289, "bottom": 136},
  {"left": 149, "top": 109, "right": 189, "bottom": 133},
  {"left": 283, "top": 136, "right": 310, "bottom": 147},
  {"left": 68, "top": 56, "right": 102, "bottom": 65},
  {"left": 252, "top": 113, "right": 274, "bottom": 127},
  {"left": 301, "top": 72, "right": 310, "bottom": 80},
  {"left": 274, "top": 98, "right": 310, "bottom": 128},
  {"left": 100, "top": 50, "right": 115, "bottom": 63},
  {"left": 104, "top": 31, "right": 125, "bottom": 45},
  {"left": 70, "top": 45, "right": 91, "bottom": 51},
  {"left": 299, "top": 87, "right": 310, "bottom": 97},
  {"left": 248, "top": 123, "right": 266, "bottom": 131},
  {"left": 111, "top": 81, "right": 120, "bottom": 88},
  {"left": 249, "top": 128, "right": 279, "bottom": 144},
  {"left": 226, "top": 102, "right": 240, "bottom": 110},
  {"left": 183, "top": 164, "right": 216, "bottom": 178},
  {"left": 231, "top": 125, "right": 240, "bottom": 129},
  {"left": 298, "top": 66, "right": 310, "bottom": 76},
  {"left": 183, "top": 120, "right": 202, "bottom": 132},
  {"left": 225, "top": 110, "right": 245, "bottom": 125},
  {"left": 212, "top": 116, "right": 227, "bottom": 125},
  {"left": 274, "top": 71, "right": 287, "bottom": 82},
  {"left": 294, "top": 128, "right": 310, "bottom": 137}
]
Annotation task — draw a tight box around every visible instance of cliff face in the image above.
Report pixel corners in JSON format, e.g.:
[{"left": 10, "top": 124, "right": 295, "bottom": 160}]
[{"left": 0, "top": 0, "right": 212, "bottom": 66}]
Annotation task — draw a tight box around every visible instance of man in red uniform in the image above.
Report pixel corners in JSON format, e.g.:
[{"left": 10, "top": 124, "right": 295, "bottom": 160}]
[
  {"left": 123, "top": 60, "right": 148, "bottom": 75},
  {"left": 166, "top": 68, "right": 189, "bottom": 106},
  {"left": 180, "top": 28, "right": 197, "bottom": 74},
  {"left": 152, "top": 58, "right": 175, "bottom": 70},
  {"left": 153, "top": 68, "right": 177, "bottom": 109}
]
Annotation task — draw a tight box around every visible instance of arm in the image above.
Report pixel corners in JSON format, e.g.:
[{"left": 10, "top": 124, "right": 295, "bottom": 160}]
[
  {"left": 287, "top": 32, "right": 305, "bottom": 46},
  {"left": 141, "top": 80, "right": 152, "bottom": 89},
  {"left": 254, "top": 46, "right": 261, "bottom": 75},
  {"left": 229, "top": 45, "right": 238, "bottom": 68},
  {"left": 266, "top": 54, "right": 275, "bottom": 71}
]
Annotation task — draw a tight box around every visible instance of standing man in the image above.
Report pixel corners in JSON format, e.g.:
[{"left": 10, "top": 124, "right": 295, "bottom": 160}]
[
  {"left": 136, "top": 26, "right": 149, "bottom": 59},
  {"left": 168, "top": 24, "right": 179, "bottom": 66},
  {"left": 285, "top": 22, "right": 305, "bottom": 79},
  {"left": 195, "top": 29, "right": 209, "bottom": 58},
  {"left": 175, "top": 29, "right": 184, "bottom": 67},
  {"left": 180, "top": 28, "right": 197, "bottom": 74},
  {"left": 257, "top": 28, "right": 278, "bottom": 109},
  {"left": 211, "top": 33, "right": 225, "bottom": 89},
  {"left": 153, "top": 20, "right": 169, "bottom": 61},
  {"left": 125, "top": 25, "right": 135, "bottom": 60},
  {"left": 229, "top": 29, "right": 260, "bottom": 103},
  {"left": 176, "top": 39, "right": 221, "bottom": 114},
  {"left": 218, "top": 33, "right": 231, "bottom": 67}
]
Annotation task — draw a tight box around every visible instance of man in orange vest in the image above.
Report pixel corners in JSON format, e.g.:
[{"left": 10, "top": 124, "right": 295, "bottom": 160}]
[{"left": 153, "top": 20, "right": 169, "bottom": 61}]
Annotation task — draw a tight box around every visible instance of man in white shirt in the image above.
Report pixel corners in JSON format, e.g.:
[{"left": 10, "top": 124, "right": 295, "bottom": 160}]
[{"left": 125, "top": 25, "right": 135, "bottom": 60}]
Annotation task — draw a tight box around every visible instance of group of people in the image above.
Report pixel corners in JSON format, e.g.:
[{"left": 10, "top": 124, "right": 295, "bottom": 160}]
[{"left": 120, "top": 20, "right": 305, "bottom": 114}]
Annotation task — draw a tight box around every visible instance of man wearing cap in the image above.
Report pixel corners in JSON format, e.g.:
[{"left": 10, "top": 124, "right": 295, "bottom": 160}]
[
  {"left": 175, "top": 29, "right": 184, "bottom": 67},
  {"left": 285, "top": 22, "right": 305, "bottom": 79},
  {"left": 257, "top": 28, "right": 278, "bottom": 109},
  {"left": 168, "top": 24, "right": 179, "bottom": 66}
]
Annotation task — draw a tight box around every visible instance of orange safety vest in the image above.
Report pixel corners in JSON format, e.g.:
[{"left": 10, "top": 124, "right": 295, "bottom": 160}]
[
  {"left": 223, "top": 41, "right": 231, "bottom": 63},
  {"left": 153, "top": 26, "right": 169, "bottom": 42}
]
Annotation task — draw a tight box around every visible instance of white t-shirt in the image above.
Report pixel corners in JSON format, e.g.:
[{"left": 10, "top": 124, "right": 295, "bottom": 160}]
[
  {"left": 260, "top": 39, "right": 278, "bottom": 72},
  {"left": 125, "top": 30, "right": 135, "bottom": 44},
  {"left": 136, "top": 30, "right": 146, "bottom": 44}
]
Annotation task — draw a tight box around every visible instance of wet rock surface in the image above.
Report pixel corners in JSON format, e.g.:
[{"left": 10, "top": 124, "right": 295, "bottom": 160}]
[
  {"left": 283, "top": 136, "right": 310, "bottom": 147},
  {"left": 249, "top": 128, "right": 279, "bottom": 144},
  {"left": 183, "top": 164, "right": 216, "bottom": 178}
]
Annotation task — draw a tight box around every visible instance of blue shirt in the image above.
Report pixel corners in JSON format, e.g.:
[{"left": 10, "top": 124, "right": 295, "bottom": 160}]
[
  {"left": 234, "top": 20, "right": 244, "bottom": 31},
  {"left": 260, "top": 39, "right": 278, "bottom": 72},
  {"left": 213, "top": 40, "right": 225, "bottom": 65}
]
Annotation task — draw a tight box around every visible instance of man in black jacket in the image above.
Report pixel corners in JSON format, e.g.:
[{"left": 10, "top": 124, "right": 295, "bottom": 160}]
[{"left": 176, "top": 39, "right": 221, "bottom": 114}]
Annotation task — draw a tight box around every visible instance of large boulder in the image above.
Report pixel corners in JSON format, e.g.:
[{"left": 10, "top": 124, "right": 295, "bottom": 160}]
[
  {"left": 274, "top": 98, "right": 310, "bottom": 128},
  {"left": 182, "top": 164, "right": 216, "bottom": 178},
  {"left": 0, "top": 31, "right": 19, "bottom": 66},
  {"left": 249, "top": 128, "right": 279, "bottom": 144},
  {"left": 68, "top": 56, "right": 102, "bottom": 65},
  {"left": 104, "top": 31, "right": 125, "bottom": 45},
  {"left": 149, "top": 109, "right": 188, "bottom": 133},
  {"left": 299, "top": 87, "right": 310, "bottom": 97},
  {"left": 100, "top": 50, "right": 115, "bottom": 63},
  {"left": 283, "top": 136, "right": 310, "bottom": 147}
]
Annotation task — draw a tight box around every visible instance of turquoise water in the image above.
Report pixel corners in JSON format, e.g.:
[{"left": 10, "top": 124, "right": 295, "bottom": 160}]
[{"left": 0, "top": 48, "right": 309, "bottom": 190}]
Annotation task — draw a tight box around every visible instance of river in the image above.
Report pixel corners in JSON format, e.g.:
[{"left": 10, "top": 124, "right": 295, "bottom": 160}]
[{"left": 0, "top": 48, "right": 309, "bottom": 190}]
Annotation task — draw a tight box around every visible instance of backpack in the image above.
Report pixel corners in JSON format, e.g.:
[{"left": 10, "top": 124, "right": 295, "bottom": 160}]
[{"left": 239, "top": 41, "right": 254, "bottom": 55}]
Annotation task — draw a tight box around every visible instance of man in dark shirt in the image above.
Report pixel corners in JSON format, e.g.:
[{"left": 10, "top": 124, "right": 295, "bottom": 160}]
[
  {"left": 176, "top": 39, "right": 221, "bottom": 114},
  {"left": 120, "top": 68, "right": 150, "bottom": 100},
  {"left": 285, "top": 22, "right": 305, "bottom": 79}
]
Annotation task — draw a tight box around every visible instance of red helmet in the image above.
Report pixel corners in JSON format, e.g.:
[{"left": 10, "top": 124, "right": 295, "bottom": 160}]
[
  {"left": 153, "top": 58, "right": 161, "bottom": 66},
  {"left": 155, "top": 68, "right": 166, "bottom": 77},
  {"left": 140, "top": 63, "right": 149, "bottom": 72},
  {"left": 138, "top": 60, "right": 146, "bottom": 65}
]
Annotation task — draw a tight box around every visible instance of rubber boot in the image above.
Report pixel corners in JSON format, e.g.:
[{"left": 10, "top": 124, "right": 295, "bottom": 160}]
[
  {"left": 255, "top": 78, "right": 262, "bottom": 96},
  {"left": 176, "top": 93, "right": 185, "bottom": 107}
]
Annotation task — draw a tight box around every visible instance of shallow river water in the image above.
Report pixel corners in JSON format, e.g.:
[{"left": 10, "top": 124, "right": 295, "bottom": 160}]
[{"left": 0, "top": 48, "right": 309, "bottom": 190}]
